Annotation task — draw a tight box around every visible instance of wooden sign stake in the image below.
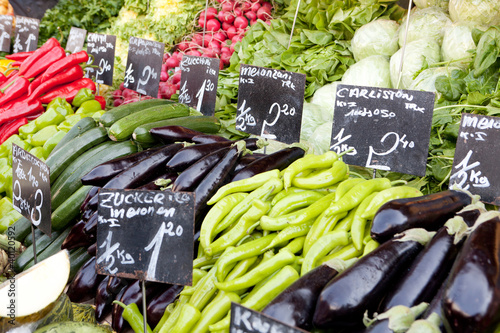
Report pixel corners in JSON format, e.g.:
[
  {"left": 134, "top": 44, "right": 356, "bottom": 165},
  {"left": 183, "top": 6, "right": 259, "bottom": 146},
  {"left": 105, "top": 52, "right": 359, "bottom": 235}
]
[
  {"left": 142, "top": 280, "right": 148, "bottom": 333},
  {"left": 288, "top": 0, "right": 301, "bottom": 49},
  {"left": 396, "top": 0, "right": 414, "bottom": 89}
]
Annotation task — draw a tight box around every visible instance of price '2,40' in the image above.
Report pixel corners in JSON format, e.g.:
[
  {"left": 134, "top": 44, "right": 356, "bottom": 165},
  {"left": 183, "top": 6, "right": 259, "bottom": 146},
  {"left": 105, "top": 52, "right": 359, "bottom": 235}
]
[
  {"left": 366, "top": 132, "right": 414, "bottom": 171},
  {"left": 144, "top": 221, "right": 183, "bottom": 280},
  {"left": 137, "top": 65, "right": 158, "bottom": 95}
]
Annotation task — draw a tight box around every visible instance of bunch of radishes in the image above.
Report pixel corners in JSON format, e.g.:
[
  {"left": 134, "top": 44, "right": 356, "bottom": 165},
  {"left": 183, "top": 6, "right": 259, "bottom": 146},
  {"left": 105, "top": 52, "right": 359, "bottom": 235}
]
[{"left": 111, "top": 0, "right": 274, "bottom": 106}]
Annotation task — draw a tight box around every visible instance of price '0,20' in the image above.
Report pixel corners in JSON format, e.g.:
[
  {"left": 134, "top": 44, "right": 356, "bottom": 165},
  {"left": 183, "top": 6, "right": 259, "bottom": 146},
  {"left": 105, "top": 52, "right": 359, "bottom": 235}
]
[
  {"left": 366, "top": 132, "right": 414, "bottom": 171},
  {"left": 261, "top": 102, "right": 296, "bottom": 141},
  {"left": 144, "top": 221, "right": 183, "bottom": 280}
]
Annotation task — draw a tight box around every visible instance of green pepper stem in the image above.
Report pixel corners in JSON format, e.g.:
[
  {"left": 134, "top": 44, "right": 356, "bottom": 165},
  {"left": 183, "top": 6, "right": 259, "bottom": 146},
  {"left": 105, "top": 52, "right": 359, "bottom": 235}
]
[
  {"left": 112, "top": 300, "right": 127, "bottom": 309},
  {"left": 348, "top": 171, "right": 368, "bottom": 179},
  {"left": 390, "top": 180, "right": 408, "bottom": 186},
  {"left": 338, "top": 148, "right": 354, "bottom": 158},
  {"left": 0, "top": 77, "right": 16, "bottom": 93}
]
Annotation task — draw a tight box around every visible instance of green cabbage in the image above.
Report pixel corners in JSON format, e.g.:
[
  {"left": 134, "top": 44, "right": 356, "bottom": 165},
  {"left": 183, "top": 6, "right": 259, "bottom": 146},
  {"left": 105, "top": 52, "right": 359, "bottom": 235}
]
[
  {"left": 398, "top": 7, "right": 452, "bottom": 47},
  {"left": 413, "top": 0, "right": 449, "bottom": 10},
  {"left": 342, "top": 55, "right": 392, "bottom": 88},
  {"left": 409, "top": 66, "right": 461, "bottom": 95},
  {"left": 351, "top": 19, "right": 400, "bottom": 61},
  {"left": 441, "top": 24, "right": 476, "bottom": 68},
  {"left": 449, "top": 0, "right": 500, "bottom": 27}
]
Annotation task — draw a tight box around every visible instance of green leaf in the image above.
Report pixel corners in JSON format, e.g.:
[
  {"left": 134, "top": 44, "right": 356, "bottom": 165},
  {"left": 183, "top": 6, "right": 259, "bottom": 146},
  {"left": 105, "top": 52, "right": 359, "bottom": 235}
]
[
  {"left": 474, "top": 27, "right": 500, "bottom": 77},
  {"left": 435, "top": 70, "right": 467, "bottom": 101}
]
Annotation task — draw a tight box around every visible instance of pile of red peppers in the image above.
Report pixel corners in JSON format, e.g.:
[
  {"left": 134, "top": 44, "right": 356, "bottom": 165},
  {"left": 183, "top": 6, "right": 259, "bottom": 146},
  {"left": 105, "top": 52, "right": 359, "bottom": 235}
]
[{"left": 0, "top": 38, "right": 96, "bottom": 144}]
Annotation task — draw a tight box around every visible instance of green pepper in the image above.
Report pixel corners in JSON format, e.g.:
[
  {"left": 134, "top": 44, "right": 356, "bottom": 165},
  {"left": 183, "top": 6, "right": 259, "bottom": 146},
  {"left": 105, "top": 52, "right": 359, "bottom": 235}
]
[
  {"left": 72, "top": 88, "right": 94, "bottom": 107},
  {"left": 0, "top": 163, "right": 9, "bottom": 193},
  {"left": 28, "top": 146, "right": 45, "bottom": 160},
  {"left": 362, "top": 239, "right": 380, "bottom": 257},
  {"left": 92, "top": 110, "right": 106, "bottom": 122},
  {"left": 42, "top": 130, "right": 67, "bottom": 159},
  {"left": 57, "top": 114, "right": 89, "bottom": 132},
  {"left": 18, "top": 121, "right": 38, "bottom": 139},
  {"left": 192, "top": 291, "right": 240, "bottom": 333},
  {"left": 169, "top": 303, "right": 201, "bottom": 333},
  {"left": 301, "top": 230, "right": 349, "bottom": 275},
  {"left": 270, "top": 187, "right": 305, "bottom": 206},
  {"left": 2, "top": 135, "right": 31, "bottom": 162},
  {"left": 28, "top": 125, "right": 59, "bottom": 147},
  {"left": 0, "top": 208, "right": 22, "bottom": 233},
  {"left": 282, "top": 151, "right": 338, "bottom": 189},
  {"left": 75, "top": 99, "right": 102, "bottom": 114},
  {"left": 179, "top": 268, "right": 209, "bottom": 297},
  {"left": 34, "top": 108, "right": 66, "bottom": 130},
  {"left": 47, "top": 97, "right": 74, "bottom": 116},
  {"left": 155, "top": 297, "right": 189, "bottom": 333},
  {"left": 303, "top": 211, "right": 347, "bottom": 255},
  {"left": 351, "top": 192, "right": 380, "bottom": 251},
  {"left": 360, "top": 186, "right": 423, "bottom": 220},
  {"left": 268, "top": 190, "right": 325, "bottom": 218},
  {"left": 335, "top": 177, "right": 366, "bottom": 202},
  {"left": 113, "top": 301, "right": 153, "bottom": 333},
  {"left": 265, "top": 220, "right": 314, "bottom": 250},
  {"left": 319, "top": 243, "right": 363, "bottom": 264},
  {"left": 291, "top": 160, "right": 349, "bottom": 189}
]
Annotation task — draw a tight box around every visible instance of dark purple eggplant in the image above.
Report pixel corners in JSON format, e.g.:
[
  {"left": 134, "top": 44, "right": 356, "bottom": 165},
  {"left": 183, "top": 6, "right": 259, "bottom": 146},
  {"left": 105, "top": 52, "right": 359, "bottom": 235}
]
[
  {"left": 233, "top": 153, "right": 267, "bottom": 173},
  {"left": 456, "top": 202, "right": 486, "bottom": 227},
  {"left": 80, "top": 186, "right": 100, "bottom": 212},
  {"left": 66, "top": 256, "right": 104, "bottom": 302},
  {"left": 379, "top": 217, "right": 467, "bottom": 312},
  {"left": 191, "top": 134, "right": 231, "bottom": 144},
  {"left": 83, "top": 211, "right": 98, "bottom": 237},
  {"left": 103, "top": 143, "right": 183, "bottom": 190},
  {"left": 262, "top": 259, "right": 351, "bottom": 330},
  {"left": 87, "top": 242, "right": 97, "bottom": 256},
  {"left": 171, "top": 147, "right": 231, "bottom": 192},
  {"left": 370, "top": 190, "right": 472, "bottom": 243},
  {"left": 81, "top": 147, "right": 162, "bottom": 187},
  {"left": 95, "top": 275, "right": 114, "bottom": 321},
  {"left": 231, "top": 146, "right": 305, "bottom": 182},
  {"left": 61, "top": 219, "right": 92, "bottom": 250},
  {"left": 149, "top": 125, "right": 205, "bottom": 143},
  {"left": 194, "top": 141, "right": 245, "bottom": 219},
  {"left": 146, "top": 284, "right": 183, "bottom": 328},
  {"left": 136, "top": 172, "right": 178, "bottom": 191},
  {"left": 422, "top": 274, "right": 448, "bottom": 331},
  {"left": 166, "top": 138, "right": 262, "bottom": 172},
  {"left": 442, "top": 212, "right": 500, "bottom": 333},
  {"left": 107, "top": 276, "right": 130, "bottom": 294},
  {"left": 313, "top": 229, "right": 434, "bottom": 330}
]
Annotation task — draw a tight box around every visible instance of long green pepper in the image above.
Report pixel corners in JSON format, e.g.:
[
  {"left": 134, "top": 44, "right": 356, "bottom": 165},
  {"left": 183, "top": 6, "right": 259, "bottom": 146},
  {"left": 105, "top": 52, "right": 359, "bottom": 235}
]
[
  {"left": 282, "top": 151, "right": 338, "bottom": 189},
  {"left": 291, "top": 159, "right": 348, "bottom": 189},
  {"left": 268, "top": 190, "right": 325, "bottom": 218}
]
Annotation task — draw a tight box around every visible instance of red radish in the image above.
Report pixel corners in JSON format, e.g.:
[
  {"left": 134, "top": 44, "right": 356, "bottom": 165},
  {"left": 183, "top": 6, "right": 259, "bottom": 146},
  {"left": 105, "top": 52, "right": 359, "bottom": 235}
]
[
  {"left": 213, "top": 31, "right": 227, "bottom": 42},
  {"left": 234, "top": 16, "right": 248, "bottom": 29},
  {"left": 232, "top": 34, "right": 244, "bottom": 43},
  {"left": 208, "top": 40, "right": 221, "bottom": 49},
  {"left": 221, "top": 46, "right": 231, "bottom": 54},
  {"left": 171, "top": 71, "right": 181, "bottom": 85},
  {"left": 205, "top": 7, "right": 218, "bottom": 20},
  {"left": 230, "top": 41, "right": 236, "bottom": 53},
  {"left": 161, "top": 71, "right": 168, "bottom": 82},
  {"left": 186, "top": 50, "right": 202, "bottom": 57},
  {"left": 162, "top": 64, "right": 168, "bottom": 72},
  {"left": 203, "top": 34, "right": 213, "bottom": 46},
  {"left": 211, "top": 46, "right": 222, "bottom": 56},
  {"left": 206, "top": 18, "right": 221, "bottom": 32},
  {"left": 222, "top": 21, "right": 233, "bottom": 31},
  {"left": 241, "top": 1, "right": 253, "bottom": 12},
  {"left": 177, "top": 41, "right": 189, "bottom": 52},
  {"left": 113, "top": 99, "right": 124, "bottom": 107},
  {"left": 166, "top": 56, "right": 180, "bottom": 68},
  {"left": 251, "top": 2, "right": 261, "bottom": 12},
  {"left": 112, "top": 89, "right": 122, "bottom": 98},
  {"left": 221, "top": 1, "right": 234, "bottom": 12},
  {"left": 245, "top": 11, "right": 257, "bottom": 21},
  {"left": 202, "top": 48, "right": 216, "bottom": 58},
  {"left": 234, "top": 7, "right": 243, "bottom": 16},
  {"left": 221, "top": 52, "right": 231, "bottom": 66},
  {"left": 175, "top": 82, "right": 180, "bottom": 90},
  {"left": 257, "top": 6, "right": 271, "bottom": 20},
  {"left": 219, "top": 11, "right": 235, "bottom": 24},
  {"left": 265, "top": 20, "right": 271, "bottom": 25},
  {"left": 262, "top": 1, "right": 272, "bottom": 10},
  {"left": 198, "top": 18, "right": 205, "bottom": 27},
  {"left": 192, "top": 33, "right": 204, "bottom": 46},
  {"left": 119, "top": 82, "right": 126, "bottom": 90},
  {"left": 226, "top": 26, "right": 237, "bottom": 39}
]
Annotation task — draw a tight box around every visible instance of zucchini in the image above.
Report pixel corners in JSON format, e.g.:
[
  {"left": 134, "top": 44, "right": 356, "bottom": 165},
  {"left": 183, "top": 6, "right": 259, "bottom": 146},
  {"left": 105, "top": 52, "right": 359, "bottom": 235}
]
[
  {"left": 11, "top": 216, "right": 32, "bottom": 242},
  {"left": 50, "top": 117, "right": 96, "bottom": 156},
  {"left": 51, "top": 186, "right": 93, "bottom": 231},
  {"left": 51, "top": 140, "right": 137, "bottom": 209},
  {"left": 13, "top": 230, "right": 62, "bottom": 273},
  {"left": 68, "top": 247, "right": 92, "bottom": 282},
  {"left": 23, "top": 227, "right": 72, "bottom": 271},
  {"left": 23, "top": 227, "right": 43, "bottom": 247},
  {"left": 34, "top": 321, "right": 112, "bottom": 333},
  {"left": 45, "top": 127, "right": 109, "bottom": 183},
  {"left": 108, "top": 103, "right": 190, "bottom": 141},
  {"left": 133, "top": 115, "right": 222, "bottom": 144},
  {"left": 99, "top": 98, "right": 175, "bottom": 127}
]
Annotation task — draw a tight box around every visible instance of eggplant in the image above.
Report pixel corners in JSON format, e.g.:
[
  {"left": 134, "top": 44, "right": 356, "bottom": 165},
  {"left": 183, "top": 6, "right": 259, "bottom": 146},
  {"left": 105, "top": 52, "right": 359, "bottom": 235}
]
[
  {"left": 171, "top": 147, "right": 231, "bottom": 192},
  {"left": 136, "top": 172, "right": 178, "bottom": 191},
  {"left": 166, "top": 138, "right": 262, "bottom": 172},
  {"left": 194, "top": 141, "right": 245, "bottom": 220},
  {"left": 80, "top": 186, "right": 100, "bottom": 212},
  {"left": 456, "top": 202, "right": 486, "bottom": 227},
  {"left": 83, "top": 211, "right": 98, "bottom": 237},
  {"left": 231, "top": 146, "right": 305, "bottom": 182},
  {"left": 81, "top": 147, "right": 162, "bottom": 187},
  {"left": 107, "top": 276, "right": 130, "bottom": 294},
  {"left": 191, "top": 134, "right": 231, "bottom": 144},
  {"left": 313, "top": 229, "right": 434, "bottom": 330},
  {"left": 61, "top": 219, "right": 92, "bottom": 250},
  {"left": 146, "top": 284, "right": 183, "bottom": 328},
  {"left": 442, "top": 212, "right": 500, "bottom": 333},
  {"left": 233, "top": 153, "right": 267, "bottom": 173},
  {"left": 370, "top": 190, "right": 472, "bottom": 243},
  {"left": 361, "top": 303, "right": 429, "bottom": 333},
  {"left": 103, "top": 143, "right": 183, "bottom": 190},
  {"left": 421, "top": 275, "right": 448, "bottom": 332},
  {"left": 262, "top": 259, "right": 352, "bottom": 330},
  {"left": 149, "top": 125, "right": 205, "bottom": 143},
  {"left": 66, "top": 256, "right": 104, "bottom": 302},
  {"left": 95, "top": 275, "right": 114, "bottom": 321},
  {"left": 379, "top": 216, "right": 467, "bottom": 312},
  {"left": 87, "top": 242, "right": 97, "bottom": 256}
]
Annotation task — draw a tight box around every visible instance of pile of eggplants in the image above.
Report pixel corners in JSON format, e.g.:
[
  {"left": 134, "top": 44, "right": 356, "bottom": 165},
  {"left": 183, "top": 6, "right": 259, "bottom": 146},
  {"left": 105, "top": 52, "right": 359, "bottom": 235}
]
[
  {"left": 61, "top": 126, "right": 305, "bottom": 331},
  {"left": 262, "top": 190, "right": 500, "bottom": 333}
]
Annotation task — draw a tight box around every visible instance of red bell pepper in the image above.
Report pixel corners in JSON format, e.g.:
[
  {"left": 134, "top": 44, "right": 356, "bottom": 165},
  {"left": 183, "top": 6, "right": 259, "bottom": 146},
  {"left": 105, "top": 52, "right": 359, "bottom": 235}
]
[
  {"left": 0, "top": 97, "right": 43, "bottom": 126},
  {"left": 23, "top": 46, "right": 66, "bottom": 80},
  {"left": 94, "top": 95, "right": 106, "bottom": 109},
  {"left": 0, "top": 117, "right": 28, "bottom": 144},
  {"left": 42, "top": 50, "right": 89, "bottom": 83},
  {"left": 40, "top": 78, "right": 96, "bottom": 104},
  {"left": 30, "top": 65, "right": 84, "bottom": 100},
  {"left": 0, "top": 77, "right": 30, "bottom": 107},
  {"left": 18, "top": 37, "right": 60, "bottom": 76},
  {"left": 5, "top": 51, "right": 34, "bottom": 61}
]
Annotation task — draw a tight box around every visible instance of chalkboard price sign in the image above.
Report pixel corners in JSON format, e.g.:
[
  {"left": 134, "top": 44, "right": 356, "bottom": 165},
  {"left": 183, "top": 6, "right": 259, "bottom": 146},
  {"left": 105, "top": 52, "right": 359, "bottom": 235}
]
[
  {"left": 86, "top": 33, "right": 117, "bottom": 86},
  {"left": 178, "top": 55, "right": 220, "bottom": 116},
  {"left": 123, "top": 37, "right": 164, "bottom": 97},
  {"left": 236, "top": 64, "right": 306, "bottom": 145},
  {"left": 66, "top": 27, "right": 87, "bottom": 54},
  {"left": 96, "top": 189, "right": 195, "bottom": 285},
  {"left": 449, "top": 113, "right": 500, "bottom": 205},
  {"left": 11, "top": 144, "right": 51, "bottom": 236},
  {"left": 330, "top": 84, "right": 435, "bottom": 176},
  {"left": 0, "top": 15, "right": 12, "bottom": 52},
  {"left": 230, "top": 303, "right": 307, "bottom": 333},
  {"left": 13, "top": 16, "right": 39, "bottom": 53}
]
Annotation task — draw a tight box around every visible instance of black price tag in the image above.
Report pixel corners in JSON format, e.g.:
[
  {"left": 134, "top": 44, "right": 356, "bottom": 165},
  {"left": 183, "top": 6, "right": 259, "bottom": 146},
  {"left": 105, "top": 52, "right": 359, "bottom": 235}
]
[
  {"left": 179, "top": 55, "right": 220, "bottom": 116},
  {"left": 123, "top": 37, "right": 164, "bottom": 97},
  {"left": 11, "top": 144, "right": 51, "bottom": 236},
  {"left": 86, "top": 33, "right": 117, "bottom": 86},
  {"left": 96, "top": 189, "right": 195, "bottom": 285},
  {"left": 230, "top": 303, "right": 307, "bottom": 333},
  {"left": 449, "top": 113, "right": 500, "bottom": 205},
  {"left": 66, "top": 27, "right": 87, "bottom": 54},
  {"left": 13, "top": 16, "right": 39, "bottom": 53},
  {"left": 330, "top": 84, "right": 435, "bottom": 176},
  {"left": 236, "top": 64, "right": 306, "bottom": 145},
  {"left": 0, "top": 15, "right": 13, "bottom": 52}
]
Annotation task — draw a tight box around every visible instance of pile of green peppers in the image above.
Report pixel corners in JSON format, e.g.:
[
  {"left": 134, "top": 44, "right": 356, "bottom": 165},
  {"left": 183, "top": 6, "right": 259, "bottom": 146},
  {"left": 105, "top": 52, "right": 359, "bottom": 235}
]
[
  {"left": 149, "top": 151, "right": 424, "bottom": 333},
  {"left": 0, "top": 88, "right": 105, "bottom": 232}
]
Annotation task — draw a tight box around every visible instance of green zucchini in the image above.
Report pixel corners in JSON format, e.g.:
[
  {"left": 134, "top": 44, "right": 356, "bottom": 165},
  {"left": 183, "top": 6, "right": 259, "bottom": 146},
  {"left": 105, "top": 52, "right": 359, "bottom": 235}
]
[
  {"left": 23, "top": 227, "right": 72, "bottom": 271},
  {"left": 11, "top": 216, "right": 32, "bottom": 242},
  {"left": 50, "top": 117, "right": 96, "bottom": 156},
  {"left": 51, "top": 140, "right": 137, "bottom": 209},
  {"left": 133, "top": 115, "right": 222, "bottom": 144},
  {"left": 23, "top": 227, "right": 43, "bottom": 247},
  {"left": 51, "top": 186, "right": 93, "bottom": 231},
  {"left": 108, "top": 103, "right": 190, "bottom": 141},
  {"left": 34, "top": 321, "right": 112, "bottom": 333},
  {"left": 45, "top": 127, "right": 109, "bottom": 183},
  {"left": 68, "top": 247, "right": 92, "bottom": 282},
  {"left": 71, "top": 303, "right": 96, "bottom": 323},
  {"left": 13, "top": 230, "right": 62, "bottom": 273},
  {"left": 99, "top": 98, "right": 175, "bottom": 127}
]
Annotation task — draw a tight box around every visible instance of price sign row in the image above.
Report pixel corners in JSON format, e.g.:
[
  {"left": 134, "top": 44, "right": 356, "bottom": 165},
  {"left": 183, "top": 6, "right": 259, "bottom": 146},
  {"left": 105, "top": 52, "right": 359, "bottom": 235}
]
[{"left": 0, "top": 15, "right": 39, "bottom": 53}]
